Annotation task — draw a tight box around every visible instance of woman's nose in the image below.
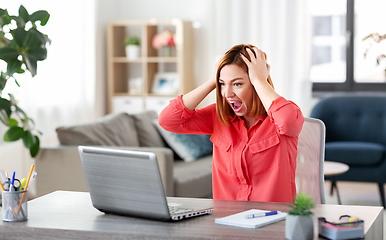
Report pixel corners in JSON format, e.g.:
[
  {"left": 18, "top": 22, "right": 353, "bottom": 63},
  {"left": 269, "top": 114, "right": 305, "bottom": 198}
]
[{"left": 223, "top": 86, "right": 234, "bottom": 98}]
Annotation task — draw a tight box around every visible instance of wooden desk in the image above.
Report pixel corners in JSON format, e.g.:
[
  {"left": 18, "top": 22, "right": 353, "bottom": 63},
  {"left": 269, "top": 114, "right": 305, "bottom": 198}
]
[
  {"left": 0, "top": 191, "right": 383, "bottom": 239},
  {"left": 324, "top": 161, "right": 350, "bottom": 204}
]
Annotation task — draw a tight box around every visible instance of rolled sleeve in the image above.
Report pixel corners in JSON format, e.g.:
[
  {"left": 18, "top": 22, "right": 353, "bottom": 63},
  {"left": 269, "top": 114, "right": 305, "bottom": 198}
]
[
  {"left": 158, "top": 95, "right": 214, "bottom": 135},
  {"left": 267, "top": 96, "right": 304, "bottom": 137}
]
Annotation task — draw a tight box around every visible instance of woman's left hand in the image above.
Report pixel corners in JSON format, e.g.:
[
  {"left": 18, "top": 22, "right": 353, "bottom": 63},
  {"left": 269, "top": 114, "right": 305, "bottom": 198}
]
[{"left": 240, "top": 47, "right": 271, "bottom": 86}]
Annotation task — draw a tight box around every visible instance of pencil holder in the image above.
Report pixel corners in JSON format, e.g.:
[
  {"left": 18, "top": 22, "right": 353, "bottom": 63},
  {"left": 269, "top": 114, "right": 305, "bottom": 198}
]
[{"left": 2, "top": 190, "right": 28, "bottom": 222}]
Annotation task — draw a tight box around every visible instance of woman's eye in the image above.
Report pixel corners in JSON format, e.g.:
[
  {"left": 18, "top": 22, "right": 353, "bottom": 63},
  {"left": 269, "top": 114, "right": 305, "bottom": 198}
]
[
  {"left": 234, "top": 83, "right": 241, "bottom": 87},
  {"left": 219, "top": 82, "right": 225, "bottom": 86}
]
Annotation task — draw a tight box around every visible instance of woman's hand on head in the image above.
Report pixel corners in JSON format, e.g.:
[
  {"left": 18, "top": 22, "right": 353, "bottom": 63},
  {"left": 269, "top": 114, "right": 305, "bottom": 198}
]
[{"left": 240, "top": 47, "right": 271, "bottom": 86}]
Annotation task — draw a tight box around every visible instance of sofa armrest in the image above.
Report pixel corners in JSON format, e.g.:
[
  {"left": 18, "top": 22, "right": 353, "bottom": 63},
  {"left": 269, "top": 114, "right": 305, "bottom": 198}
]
[{"left": 27, "top": 145, "right": 174, "bottom": 199}]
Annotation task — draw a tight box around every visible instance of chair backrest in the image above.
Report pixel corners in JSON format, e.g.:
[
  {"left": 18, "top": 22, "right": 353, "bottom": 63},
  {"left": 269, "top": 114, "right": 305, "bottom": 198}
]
[
  {"left": 310, "top": 95, "right": 386, "bottom": 145},
  {"left": 295, "top": 117, "right": 326, "bottom": 204}
]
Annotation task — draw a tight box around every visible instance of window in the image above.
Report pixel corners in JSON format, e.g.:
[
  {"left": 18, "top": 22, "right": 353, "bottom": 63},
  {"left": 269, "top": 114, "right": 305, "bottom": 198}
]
[{"left": 310, "top": 0, "right": 386, "bottom": 93}]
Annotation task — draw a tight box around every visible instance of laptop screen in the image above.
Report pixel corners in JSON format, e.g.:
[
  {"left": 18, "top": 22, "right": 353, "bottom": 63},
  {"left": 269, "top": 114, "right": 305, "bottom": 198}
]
[{"left": 78, "top": 146, "right": 170, "bottom": 220}]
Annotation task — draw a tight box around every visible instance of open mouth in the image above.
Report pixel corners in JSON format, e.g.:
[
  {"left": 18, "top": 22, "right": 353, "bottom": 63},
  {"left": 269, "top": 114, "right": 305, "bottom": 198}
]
[{"left": 229, "top": 101, "right": 242, "bottom": 112}]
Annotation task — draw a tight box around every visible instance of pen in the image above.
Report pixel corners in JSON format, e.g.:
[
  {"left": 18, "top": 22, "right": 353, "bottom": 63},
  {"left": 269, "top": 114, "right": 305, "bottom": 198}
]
[
  {"left": 246, "top": 211, "right": 281, "bottom": 219},
  {"left": 9, "top": 171, "right": 15, "bottom": 192},
  {"left": 17, "top": 165, "right": 34, "bottom": 214}
]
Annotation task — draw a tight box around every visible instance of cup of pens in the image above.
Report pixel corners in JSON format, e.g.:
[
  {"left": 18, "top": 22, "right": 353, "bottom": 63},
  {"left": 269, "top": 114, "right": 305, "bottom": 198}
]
[
  {"left": 2, "top": 190, "right": 28, "bottom": 221},
  {"left": 1, "top": 166, "right": 35, "bottom": 222}
]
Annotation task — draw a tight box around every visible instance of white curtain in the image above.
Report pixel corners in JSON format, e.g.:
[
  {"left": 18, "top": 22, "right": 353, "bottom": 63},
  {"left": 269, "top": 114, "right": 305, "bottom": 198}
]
[
  {"left": 2, "top": 0, "right": 97, "bottom": 145},
  {"left": 212, "top": 0, "right": 312, "bottom": 111}
]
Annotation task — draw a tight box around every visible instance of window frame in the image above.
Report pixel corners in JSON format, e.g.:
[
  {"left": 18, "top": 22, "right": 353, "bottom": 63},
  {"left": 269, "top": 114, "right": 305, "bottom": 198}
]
[{"left": 312, "top": 0, "right": 386, "bottom": 94}]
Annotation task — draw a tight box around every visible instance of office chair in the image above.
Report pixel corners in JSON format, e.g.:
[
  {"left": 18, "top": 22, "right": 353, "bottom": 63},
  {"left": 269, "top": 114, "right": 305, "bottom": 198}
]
[{"left": 295, "top": 117, "right": 326, "bottom": 204}]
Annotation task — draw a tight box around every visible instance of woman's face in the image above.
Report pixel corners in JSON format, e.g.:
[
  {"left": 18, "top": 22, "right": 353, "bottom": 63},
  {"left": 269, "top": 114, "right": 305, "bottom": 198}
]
[{"left": 219, "top": 64, "right": 254, "bottom": 117}]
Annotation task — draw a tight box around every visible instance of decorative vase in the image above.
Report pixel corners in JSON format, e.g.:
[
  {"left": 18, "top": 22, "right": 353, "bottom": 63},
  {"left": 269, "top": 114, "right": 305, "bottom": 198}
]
[
  {"left": 285, "top": 214, "right": 314, "bottom": 240},
  {"left": 125, "top": 45, "right": 140, "bottom": 59},
  {"left": 163, "top": 46, "right": 171, "bottom": 57}
]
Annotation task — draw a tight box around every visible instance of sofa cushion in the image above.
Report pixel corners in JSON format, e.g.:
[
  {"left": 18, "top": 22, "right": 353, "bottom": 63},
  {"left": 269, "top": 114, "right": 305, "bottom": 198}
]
[
  {"left": 131, "top": 111, "right": 166, "bottom": 148},
  {"left": 56, "top": 113, "right": 140, "bottom": 146},
  {"left": 325, "top": 141, "right": 385, "bottom": 166},
  {"left": 152, "top": 120, "right": 213, "bottom": 162},
  {"left": 173, "top": 155, "right": 212, "bottom": 198}
]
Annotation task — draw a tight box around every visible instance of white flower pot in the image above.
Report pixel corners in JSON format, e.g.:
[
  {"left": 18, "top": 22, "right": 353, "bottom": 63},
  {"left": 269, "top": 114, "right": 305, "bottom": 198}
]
[
  {"left": 285, "top": 214, "right": 314, "bottom": 240},
  {"left": 125, "top": 45, "right": 140, "bottom": 59}
]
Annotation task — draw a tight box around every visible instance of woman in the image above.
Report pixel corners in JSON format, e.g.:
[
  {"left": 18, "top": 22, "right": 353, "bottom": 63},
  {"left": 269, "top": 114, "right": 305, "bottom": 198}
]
[{"left": 158, "top": 44, "right": 304, "bottom": 203}]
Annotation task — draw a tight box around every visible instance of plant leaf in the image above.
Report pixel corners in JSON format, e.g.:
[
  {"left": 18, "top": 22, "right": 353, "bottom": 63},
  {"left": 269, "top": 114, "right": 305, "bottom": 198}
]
[
  {"left": 23, "top": 29, "right": 40, "bottom": 49},
  {"left": 4, "top": 126, "right": 25, "bottom": 141},
  {"left": 10, "top": 27, "right": 27, "bottom": 49},
  {"left": 0, "top": 72, "right": 7, "bottom": 91},
  {"left": 18, "top": 5, "right": 29, "bottom": 25},
  {"left": 0, "top": 47, "right": 19, "bottom": 62},
  {"left": 28, "top": 28, "right": 48, "bottom": 45},
  {"left": 0, "top": 8, "right": 11, "bottom": 27},
  {"left": 30, "top": 10, "right": 50, "bottom": 26},
  {"left": 29, "top": 46, "right": 47, "bottom": 61},
  {"left": 30, "top": 135, "right": 40, "bottom": 158},
  {"left": 8, "top": 118, "right": 18, "bottom": 127},
  {"left": 22, "top": 130, "right": 34, "bottom": 148},
  {"left": 0, "top": 97, "right": 11, "bottom": 117},
  {"left": 6, "top": 59, "right": 22, "bottom": 76},
  {"left": 22, "top": 53, "right": 38, "bottom": 77}
]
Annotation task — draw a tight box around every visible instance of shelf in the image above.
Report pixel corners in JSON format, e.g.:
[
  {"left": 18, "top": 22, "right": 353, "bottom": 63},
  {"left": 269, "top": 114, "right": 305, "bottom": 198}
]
[{"left": 107, "top": 19, "right": 194, "bottom": 114}]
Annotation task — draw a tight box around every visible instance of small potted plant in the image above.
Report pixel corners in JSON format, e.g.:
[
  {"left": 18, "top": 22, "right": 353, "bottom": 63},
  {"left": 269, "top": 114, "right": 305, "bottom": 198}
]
[
  {"left": 125, "top": 36, "right": 140, "bottom": 59},
  {"left": 285, "top": 192, "right": 315, "bottom": 240}
]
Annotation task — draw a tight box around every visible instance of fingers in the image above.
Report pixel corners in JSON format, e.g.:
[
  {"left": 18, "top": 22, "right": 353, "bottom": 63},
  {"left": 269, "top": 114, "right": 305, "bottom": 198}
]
[
  {"left": 241, "top": 47, "right": 266, "bottom": 64},
  {"left": 266, "top": 63, "right": 271, "bottom": 75}
]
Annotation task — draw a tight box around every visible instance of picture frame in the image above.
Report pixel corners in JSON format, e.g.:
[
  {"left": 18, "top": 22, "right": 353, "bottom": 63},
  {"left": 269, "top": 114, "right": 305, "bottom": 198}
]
[{"left": 151, "top": 72, "right": 179, "bottom": 95}]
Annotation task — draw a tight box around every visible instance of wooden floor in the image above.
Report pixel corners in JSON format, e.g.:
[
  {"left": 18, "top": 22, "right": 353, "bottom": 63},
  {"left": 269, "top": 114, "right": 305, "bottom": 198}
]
[{"left": 324, "top": 180, "right": 385, "bottom": 239}]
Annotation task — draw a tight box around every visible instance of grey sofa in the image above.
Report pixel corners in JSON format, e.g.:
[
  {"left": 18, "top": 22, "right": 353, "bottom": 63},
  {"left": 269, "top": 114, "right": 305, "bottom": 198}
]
[{"left": 27, "top": 111, "right": 213, "bottom": 199}]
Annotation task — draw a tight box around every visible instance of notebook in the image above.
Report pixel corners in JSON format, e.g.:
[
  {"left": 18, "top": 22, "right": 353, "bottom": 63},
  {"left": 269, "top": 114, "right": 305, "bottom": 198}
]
[
  {"left": 215, "top": 209, "right": 287, "bottom": 228},
  {"left": 78, "top": 146, "right": 213, "bottom": 221}
]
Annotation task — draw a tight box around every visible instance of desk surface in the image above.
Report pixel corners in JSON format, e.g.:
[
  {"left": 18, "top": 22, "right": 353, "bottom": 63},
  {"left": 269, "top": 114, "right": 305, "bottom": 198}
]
[{"left": 0, "top": 191, "right": 383, "bottom": 240}]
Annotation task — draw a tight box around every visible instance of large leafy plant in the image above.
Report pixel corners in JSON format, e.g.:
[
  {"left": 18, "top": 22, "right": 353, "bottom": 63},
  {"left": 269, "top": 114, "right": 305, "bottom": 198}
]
[{"left": 0, "top": 5, "right": 50, "bottom": 157}]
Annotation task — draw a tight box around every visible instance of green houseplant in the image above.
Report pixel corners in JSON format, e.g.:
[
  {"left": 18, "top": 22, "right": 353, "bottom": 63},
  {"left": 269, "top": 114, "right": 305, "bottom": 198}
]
[
  {"left": 124, "top": 36, "right": 140, "bottom": 59},
  {"left": 125, "top": 36, "right": 140, "bottom": 46},
  {"left": 0, "top": 5, "right": 50, "bottom": 157},
  {"left": 285, "top": 192, "right": 315, "bottom": 240}
]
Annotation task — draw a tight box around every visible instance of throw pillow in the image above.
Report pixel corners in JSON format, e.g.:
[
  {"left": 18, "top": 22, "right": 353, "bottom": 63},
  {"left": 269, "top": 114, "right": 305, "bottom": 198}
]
[
  {"left": 152, "top": 120, "right": 213, "bottom": 162},
  {"left": 131, "top": 111, "right": 166, "bottom": 148},
  {"left": 56, "top": 113, "right": 140, "bottom": 147}
]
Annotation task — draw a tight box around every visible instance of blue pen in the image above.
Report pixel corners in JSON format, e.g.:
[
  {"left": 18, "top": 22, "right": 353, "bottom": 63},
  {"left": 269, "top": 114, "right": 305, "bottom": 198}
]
[
  {"left": 9, "top": 171, "right": 15, "bottom": 192},
  {"left": 246, "top": 211, "right": 281, "bottom": 219}
]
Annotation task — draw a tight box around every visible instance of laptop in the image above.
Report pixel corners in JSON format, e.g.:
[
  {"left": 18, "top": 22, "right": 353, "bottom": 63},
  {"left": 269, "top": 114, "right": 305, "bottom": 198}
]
[{"left": 78, "top": 146, "right": 214, "bottom": 221}]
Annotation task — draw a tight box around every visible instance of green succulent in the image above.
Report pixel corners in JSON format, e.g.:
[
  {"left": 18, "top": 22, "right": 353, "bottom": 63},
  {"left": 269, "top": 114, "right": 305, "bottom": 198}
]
[
  {"left": 125, "top": 36, "right": 140, "bottom": 46},
  {"left": 288, "top": 192, "right": 315, "bottom": 216}
]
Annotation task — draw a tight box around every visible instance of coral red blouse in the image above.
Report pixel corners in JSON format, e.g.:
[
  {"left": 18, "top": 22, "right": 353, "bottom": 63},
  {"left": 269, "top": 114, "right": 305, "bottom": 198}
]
[{"left": 158, "top": 95, "right": 304, "bottom": 203}]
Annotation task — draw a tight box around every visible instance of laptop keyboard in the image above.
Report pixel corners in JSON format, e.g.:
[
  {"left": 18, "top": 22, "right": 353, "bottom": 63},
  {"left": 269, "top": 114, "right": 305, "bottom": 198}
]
[{"left": 169, "top": 206, "right": 194, "bottom": 215}]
